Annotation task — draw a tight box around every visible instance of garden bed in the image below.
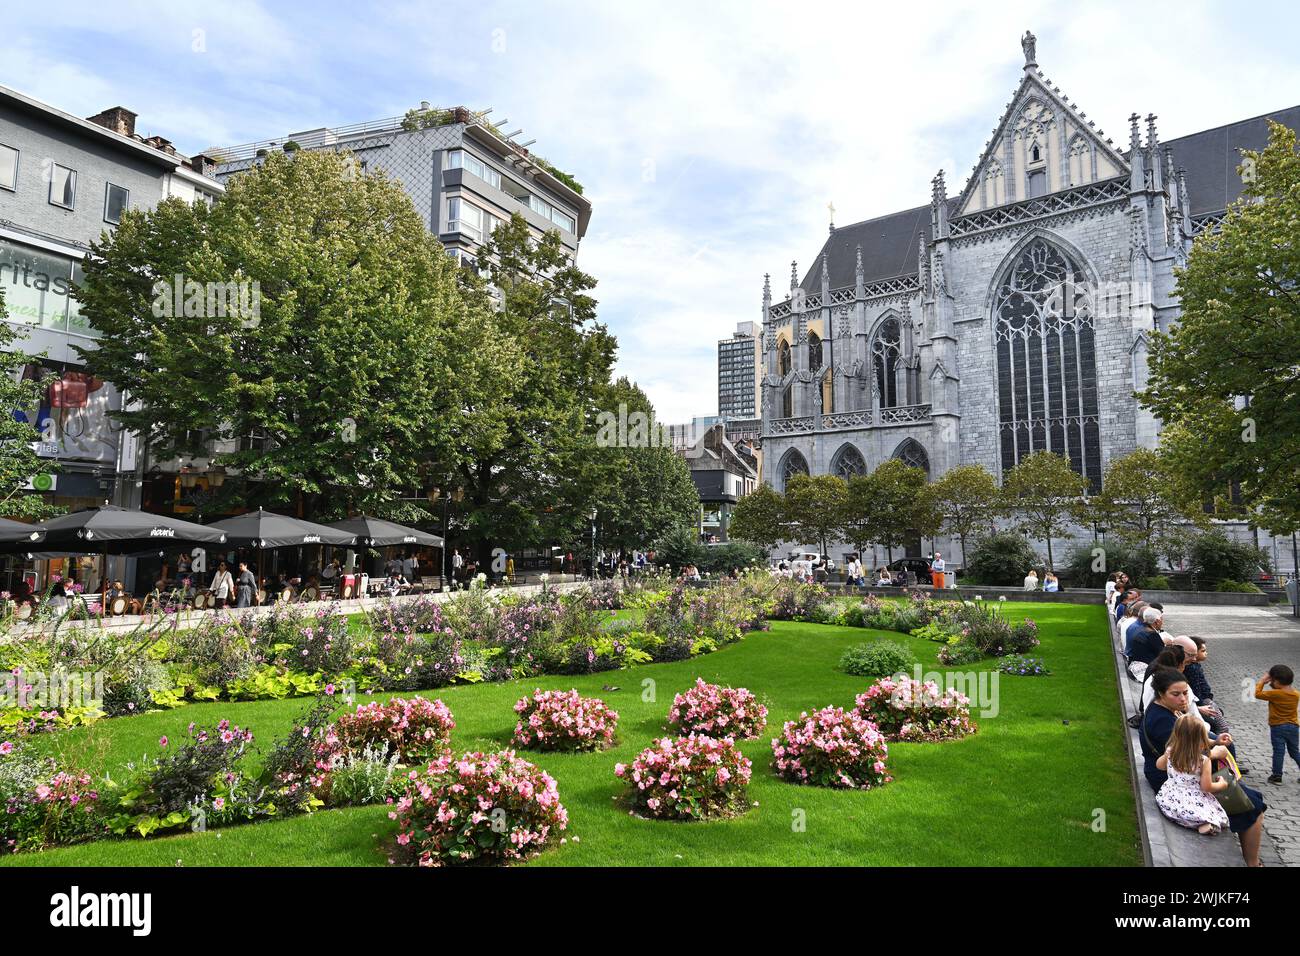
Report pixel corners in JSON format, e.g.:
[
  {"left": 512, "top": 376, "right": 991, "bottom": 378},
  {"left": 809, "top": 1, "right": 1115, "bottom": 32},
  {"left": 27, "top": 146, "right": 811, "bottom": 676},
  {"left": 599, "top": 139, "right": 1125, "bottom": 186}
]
[{"left": 2, "top": 600, "right": 1139, "bottom": 867}]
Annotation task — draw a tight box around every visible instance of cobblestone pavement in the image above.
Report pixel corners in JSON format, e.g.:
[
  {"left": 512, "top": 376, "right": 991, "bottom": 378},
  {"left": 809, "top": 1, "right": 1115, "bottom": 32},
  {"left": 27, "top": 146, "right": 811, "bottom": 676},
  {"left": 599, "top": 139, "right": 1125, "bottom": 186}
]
[{"left": 1161, "top": 602, "right": 1300, "bottom": 866}]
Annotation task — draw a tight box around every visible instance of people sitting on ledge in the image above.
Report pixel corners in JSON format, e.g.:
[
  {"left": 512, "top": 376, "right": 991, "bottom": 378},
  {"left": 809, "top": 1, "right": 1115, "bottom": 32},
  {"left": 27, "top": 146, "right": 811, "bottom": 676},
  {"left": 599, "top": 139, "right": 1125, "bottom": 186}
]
[
  {"left": 1042, "top": 571, "right": 1060, "bottom": 593},
  {"left": 1125, "top": 607, "right": 1168, "bottom": 678}
]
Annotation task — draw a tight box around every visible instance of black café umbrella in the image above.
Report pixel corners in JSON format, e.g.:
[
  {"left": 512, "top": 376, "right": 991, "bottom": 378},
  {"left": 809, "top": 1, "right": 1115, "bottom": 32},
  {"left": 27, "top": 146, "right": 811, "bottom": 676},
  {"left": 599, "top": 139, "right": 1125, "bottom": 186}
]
[
  {"left": 0, "top": 518, "right": 45, "bottom": 548},
  {"left": 0, "top": 505, "right": 227, "bottom": 600},
  {"left": 207, "top": 508, "right": 358, "bottom": 549},
  {"left": 327, "top": 515, "right": 443, "bottom": 548},
  {"left": 0, "top": 505, "right": 225, "bottom": 556},
  {"left": 207, "top": 509, "right": 358, "bottom": 602}
]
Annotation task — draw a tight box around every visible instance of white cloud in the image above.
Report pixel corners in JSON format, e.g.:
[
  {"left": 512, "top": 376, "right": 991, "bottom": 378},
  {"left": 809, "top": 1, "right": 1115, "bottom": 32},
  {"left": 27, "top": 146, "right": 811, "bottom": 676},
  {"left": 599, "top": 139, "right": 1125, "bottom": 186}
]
[{"left": 4, "top": 0, "right": 1300, "bottom": 423}]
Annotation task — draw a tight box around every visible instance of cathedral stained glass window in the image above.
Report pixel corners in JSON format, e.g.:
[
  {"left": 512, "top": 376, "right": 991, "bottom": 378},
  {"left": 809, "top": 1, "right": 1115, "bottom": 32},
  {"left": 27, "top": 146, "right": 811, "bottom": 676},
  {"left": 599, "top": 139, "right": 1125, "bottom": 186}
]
[{"left": 994, "top": 238, "right": 1101, "bottom": 490}]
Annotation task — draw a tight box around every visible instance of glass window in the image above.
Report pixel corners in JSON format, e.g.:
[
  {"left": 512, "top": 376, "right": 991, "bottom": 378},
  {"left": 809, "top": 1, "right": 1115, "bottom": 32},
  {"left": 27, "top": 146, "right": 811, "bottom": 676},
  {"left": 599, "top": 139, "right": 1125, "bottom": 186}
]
[
  {"left": 447, "top": 197, "right": 484, "bottom": 241},
  {"left": 48, "top": 164, "right": 76, "bottom": 209},
  {"left": 0, "top": 238, "right": 74, "bottom": 331},
  {"left": 994, "top": 238, "right": 1100, "bottom": 490},
  {"left": 446, "top": 149, "right": 501, "bottom": 189},
  {"left": 550, "top": 207, "right": 576, "bottom": 233},
  {"left": 104, "top": 183, "right": 129, "bottom": 224},
  {"left": 0, "top": 144, "right": 16, "bottom": 191}
]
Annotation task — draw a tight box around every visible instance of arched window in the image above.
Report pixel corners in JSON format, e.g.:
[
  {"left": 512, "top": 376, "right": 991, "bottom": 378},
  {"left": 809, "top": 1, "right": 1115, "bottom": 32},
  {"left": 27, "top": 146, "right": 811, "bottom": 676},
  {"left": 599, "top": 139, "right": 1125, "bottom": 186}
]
[
  {"left": 777, "top": 338, "right": 792, "bottom": 377},
  {"left": 831, "top": 444, "right": 866, "bottom": 479},
  {"left": 993, "top": 237, "right": 1100, "bottom": 489},
  {"left": 781, "top": 385, "right": 793, "bottom": 418},
  {"left": 872, "top": 317, "right": 903, "bottom": 408},
  {"left": 892, "top": 438, "right": 930, "bottom": 477},
  {"left": 808, "top": 330, "right": 822, "bottom": 371},
  {"left": 780, "top": 449, "right": 809, "bottom": 489}
]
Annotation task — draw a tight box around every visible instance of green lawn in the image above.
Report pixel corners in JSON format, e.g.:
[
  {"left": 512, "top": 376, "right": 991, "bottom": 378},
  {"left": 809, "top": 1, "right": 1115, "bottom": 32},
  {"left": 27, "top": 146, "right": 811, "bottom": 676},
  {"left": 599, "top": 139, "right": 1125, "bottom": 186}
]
[{"left": 2, "top": 601, "right": 1140, "bottom": 867}]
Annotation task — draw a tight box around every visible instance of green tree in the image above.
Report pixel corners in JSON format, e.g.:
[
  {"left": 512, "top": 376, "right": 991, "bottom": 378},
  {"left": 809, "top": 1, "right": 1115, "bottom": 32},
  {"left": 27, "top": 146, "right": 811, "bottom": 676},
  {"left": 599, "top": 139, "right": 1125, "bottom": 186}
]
[
  {"left": 1000, "top": 451, "right": 1089, "bottom": 570},
  {"left": 728, "top": 484, "right": 786, "bottom": 551},
  {"left": 1140, "top": 120, "right": 1300, "bottom": 525},
  {"left": 584, "top": 378, "right": 698, "bottom": 554},
  {"left": 783, "top": 473, "right": 847, "bottom": 557},
  {"left": 928, "top": 464, "right": 1000, "bottom": 566},
  {"left": 863, "top": 458, "right": 939, "bottom": 563},
  {"left": 1092, "top": 448, "right": 1205, "bottom": 553},
  {"left": 439, "top": 212, "right": 617, "bottom": 565},
  {"left": 0, "top": 291, "right": 59, "bottom": 520},
  {"left": 77, "top": 150, "right": 464, "bottom": 522}
]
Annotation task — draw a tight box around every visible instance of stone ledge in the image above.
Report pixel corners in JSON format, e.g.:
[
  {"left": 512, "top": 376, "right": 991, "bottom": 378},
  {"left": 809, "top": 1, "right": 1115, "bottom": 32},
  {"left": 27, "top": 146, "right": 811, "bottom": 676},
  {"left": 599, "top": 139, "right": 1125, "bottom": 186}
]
[
  {"left": 820, "top": 583, "right": 1269, "bottom": 607},
  {"left": 1108, "top": 615, "right": 1274, "bottom": 867}
]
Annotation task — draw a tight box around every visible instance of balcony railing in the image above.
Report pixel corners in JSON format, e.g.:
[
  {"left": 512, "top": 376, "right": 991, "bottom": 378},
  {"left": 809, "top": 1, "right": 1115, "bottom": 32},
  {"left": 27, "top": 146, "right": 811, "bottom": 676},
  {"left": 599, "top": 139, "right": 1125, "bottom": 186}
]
[{"left": 767, "top": 404, "right": 932, "bottom": 436}]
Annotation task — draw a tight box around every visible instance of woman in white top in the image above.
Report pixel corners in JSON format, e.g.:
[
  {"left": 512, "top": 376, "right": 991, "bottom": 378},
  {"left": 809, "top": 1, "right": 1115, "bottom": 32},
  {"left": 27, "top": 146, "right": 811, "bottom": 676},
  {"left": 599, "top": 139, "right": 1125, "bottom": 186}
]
[
  {"left": 211, "top": 562, "right": 235, "bottom": 608},
  {"left": 1023, "top": 569, "right": 1039, "bottom": 591}
]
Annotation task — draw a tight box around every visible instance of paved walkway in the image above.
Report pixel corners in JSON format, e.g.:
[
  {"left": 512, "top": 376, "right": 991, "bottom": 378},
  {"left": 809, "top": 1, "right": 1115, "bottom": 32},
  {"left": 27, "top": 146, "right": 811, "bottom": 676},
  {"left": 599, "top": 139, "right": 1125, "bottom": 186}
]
[{"left": 1161, "top": 601, "right": 1300, "bottom": 865}]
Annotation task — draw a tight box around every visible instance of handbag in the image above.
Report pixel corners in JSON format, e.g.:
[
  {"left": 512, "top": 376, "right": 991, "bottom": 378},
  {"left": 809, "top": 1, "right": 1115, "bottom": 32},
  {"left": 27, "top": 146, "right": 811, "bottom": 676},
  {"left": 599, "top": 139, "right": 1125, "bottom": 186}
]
[{"left": 1211, "top": 752, "right": 1255, "bottom": 815}]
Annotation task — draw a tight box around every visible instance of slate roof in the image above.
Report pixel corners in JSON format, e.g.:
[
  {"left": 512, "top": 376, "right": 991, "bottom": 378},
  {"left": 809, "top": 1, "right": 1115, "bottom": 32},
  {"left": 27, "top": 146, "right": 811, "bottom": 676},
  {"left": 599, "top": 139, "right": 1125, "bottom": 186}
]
[
  {"left": 1162, "top": 104, "right": 1300, "bottom": 217},
  {"left": 794, "top": 104, "right": 1300, "bottom": 295}
]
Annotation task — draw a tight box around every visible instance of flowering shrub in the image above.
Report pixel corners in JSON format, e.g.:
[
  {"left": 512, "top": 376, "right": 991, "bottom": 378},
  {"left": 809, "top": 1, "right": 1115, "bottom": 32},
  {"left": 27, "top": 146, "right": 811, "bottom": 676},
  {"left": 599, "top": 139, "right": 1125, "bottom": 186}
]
[
  {"left": 1, "top": 741, "right": 100, "bottom": 853},
  {"left": 997, "top": 654, "right": 1050, "bottom": 676},
  {"left": 839, "top": 640, "right": 917, "bottom": 678},
  {"left": 512, "top": 689, "right": 618, "bottom": 752},
  {"left": 389, "top": 749, "right": 567, "bottom": 866},
  {"left": 767, "top": 579, "right": 832, "bottom": 621},
  {"left": 771, "top": 706, "right": 891, "bottom": 789},
  {"left": 667, "top": 678, "right": 767, "bottom": 739},
  {"left": 332, "top": 697, "right": 455, "bottom": 764},
  {"left": 264, "top": 607, "right": 354, "bottom": 675},
  {"left": 615, "top": 734, "right": 752, "bottom": 820},
  {"left": 365, "top": 603, "right": 465, "bottom": 691},
  {"left": 937, "top": 641, "right": 983, "bottom": 666},
  {"left": 585, "top": 578, "right": 625, "bottom": 610},
  {"left": 101, "top": 719, "right": 268, "bottom": 838},
  {"left": 490, "top": 598, "right": 561, "bottom": 678},
  {"left": 169, "top": 618, "right": 255, "bottom": 688},
  {"left": 260, "top": 697, "right": 339, "bottom": 808},
  {"left": 853, "top": 676, "right": 977, "bottom": 742},
  {"left": 1008, "top": 618, "right": 1040, "bottom": 654}
]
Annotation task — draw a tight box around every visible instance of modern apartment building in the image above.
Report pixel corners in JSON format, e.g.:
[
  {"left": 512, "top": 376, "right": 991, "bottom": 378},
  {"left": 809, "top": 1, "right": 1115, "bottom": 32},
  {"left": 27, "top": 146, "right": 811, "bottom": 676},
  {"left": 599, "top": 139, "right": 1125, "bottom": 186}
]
[
  {"left": 210, "top": 105, "right": 591, "bottom": 265},
  {"left": 718, "top": 321, "right": 761, "bottom": 420}
]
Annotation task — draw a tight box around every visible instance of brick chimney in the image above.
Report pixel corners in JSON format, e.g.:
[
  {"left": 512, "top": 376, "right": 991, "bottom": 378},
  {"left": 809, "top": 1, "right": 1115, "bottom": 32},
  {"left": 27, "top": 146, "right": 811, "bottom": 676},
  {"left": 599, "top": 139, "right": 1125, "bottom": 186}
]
[
  {"left": 188, "top": 153, "right": 216, "bottom": 177},
  {"left": 144, "top": 135, "right": 176, "bottom": 155},
  {"left": 86, "top": 106, "right": 138, "bottom": 138}
]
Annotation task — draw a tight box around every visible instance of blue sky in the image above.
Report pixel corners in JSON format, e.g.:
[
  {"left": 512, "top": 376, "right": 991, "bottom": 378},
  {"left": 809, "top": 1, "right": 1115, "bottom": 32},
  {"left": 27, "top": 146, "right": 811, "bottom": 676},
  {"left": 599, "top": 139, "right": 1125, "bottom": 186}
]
[{"left": 6, "top": 0, "right": 1300, "bottom": 422}]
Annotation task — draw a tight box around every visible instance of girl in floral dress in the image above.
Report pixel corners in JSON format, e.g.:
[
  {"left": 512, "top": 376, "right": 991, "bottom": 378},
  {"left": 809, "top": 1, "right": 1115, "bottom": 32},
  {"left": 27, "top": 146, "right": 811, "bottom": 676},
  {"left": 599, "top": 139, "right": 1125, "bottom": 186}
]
[{"left": 1156, "top": 714, "right": 1231, "bottom": 834}]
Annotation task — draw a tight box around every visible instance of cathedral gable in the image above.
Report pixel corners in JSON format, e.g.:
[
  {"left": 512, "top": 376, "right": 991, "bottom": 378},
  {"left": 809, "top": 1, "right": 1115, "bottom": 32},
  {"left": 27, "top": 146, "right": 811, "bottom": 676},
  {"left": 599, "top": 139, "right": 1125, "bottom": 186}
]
[{"left": 957, "top": 35, "right": 1130, "bottom": 216}]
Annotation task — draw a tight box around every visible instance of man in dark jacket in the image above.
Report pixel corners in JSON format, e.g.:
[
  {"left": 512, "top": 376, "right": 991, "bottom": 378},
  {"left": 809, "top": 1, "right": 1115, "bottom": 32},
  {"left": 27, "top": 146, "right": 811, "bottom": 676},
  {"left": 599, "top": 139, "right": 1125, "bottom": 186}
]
[{"left": 1125, "top": 607, "right": 1166, "bottom": 665}]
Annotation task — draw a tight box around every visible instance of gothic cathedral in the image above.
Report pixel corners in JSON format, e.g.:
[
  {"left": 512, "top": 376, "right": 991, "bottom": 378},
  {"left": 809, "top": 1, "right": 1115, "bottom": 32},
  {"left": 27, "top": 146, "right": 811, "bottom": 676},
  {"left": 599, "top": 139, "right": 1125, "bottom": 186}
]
[{"left": 759, "top": 32, "right": 1299, "bottom": 508}]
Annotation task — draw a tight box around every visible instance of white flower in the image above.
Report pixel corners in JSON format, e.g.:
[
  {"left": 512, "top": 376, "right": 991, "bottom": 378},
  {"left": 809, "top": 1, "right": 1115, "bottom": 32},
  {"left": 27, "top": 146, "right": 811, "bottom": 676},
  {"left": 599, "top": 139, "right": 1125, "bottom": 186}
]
[{"left": 540, "top": 573, "right": 549, "bottom": 582}]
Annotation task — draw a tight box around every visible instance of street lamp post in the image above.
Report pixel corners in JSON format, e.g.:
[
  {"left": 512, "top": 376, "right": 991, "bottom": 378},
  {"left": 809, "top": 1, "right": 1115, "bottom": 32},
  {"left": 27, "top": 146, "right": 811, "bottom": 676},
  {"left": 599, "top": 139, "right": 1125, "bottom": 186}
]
[{"left": 589, "top": 509, "right": 598, "bottom": 582}]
